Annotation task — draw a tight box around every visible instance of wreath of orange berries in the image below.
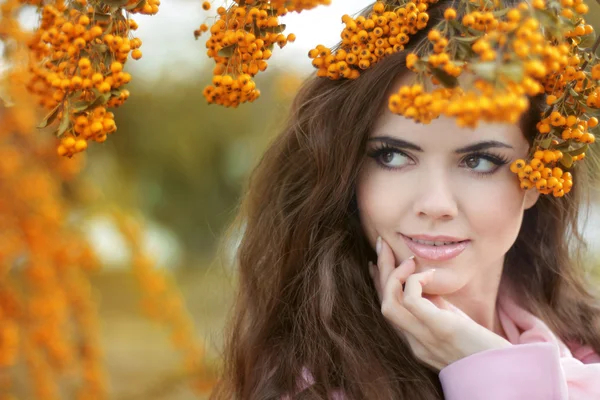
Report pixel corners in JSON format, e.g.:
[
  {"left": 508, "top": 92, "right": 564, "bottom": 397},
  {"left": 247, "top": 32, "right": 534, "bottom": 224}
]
[
  {"left": 310, "top": 0, "right": 600, "bottom": 197},
  {"left": 194, "top": 0, "right": 599, "bottom": 197}
]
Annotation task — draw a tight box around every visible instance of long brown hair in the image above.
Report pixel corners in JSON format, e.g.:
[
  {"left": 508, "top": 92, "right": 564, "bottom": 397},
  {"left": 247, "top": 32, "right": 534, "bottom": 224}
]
[{"left": 211, "top": 1, "right": 600, "bottom": 398}]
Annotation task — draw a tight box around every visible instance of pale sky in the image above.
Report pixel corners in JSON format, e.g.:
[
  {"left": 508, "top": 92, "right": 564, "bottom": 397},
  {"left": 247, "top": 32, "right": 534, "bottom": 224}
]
[{"left": 129, "top": 0, "right": 371, "bottom": 81}]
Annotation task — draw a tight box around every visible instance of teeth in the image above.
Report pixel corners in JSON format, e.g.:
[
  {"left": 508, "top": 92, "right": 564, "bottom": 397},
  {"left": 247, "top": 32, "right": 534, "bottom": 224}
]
[{"left": 410, "top": 237, "right": 459, "bottom": 246}]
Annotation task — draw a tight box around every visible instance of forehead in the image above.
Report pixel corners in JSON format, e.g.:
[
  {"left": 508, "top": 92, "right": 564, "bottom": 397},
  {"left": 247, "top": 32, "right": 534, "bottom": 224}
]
[{"left": 372, "top": 73, "right": 528, "bottom": 150}]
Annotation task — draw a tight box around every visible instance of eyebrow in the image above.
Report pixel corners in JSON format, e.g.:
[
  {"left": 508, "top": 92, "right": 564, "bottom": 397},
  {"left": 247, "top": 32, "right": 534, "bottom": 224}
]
[{"left": 368, "top": 136, "right": 514, "bottom": 153}]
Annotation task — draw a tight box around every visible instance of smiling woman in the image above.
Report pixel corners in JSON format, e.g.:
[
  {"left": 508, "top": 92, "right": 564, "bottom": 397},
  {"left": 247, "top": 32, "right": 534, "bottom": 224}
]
[{"left": 210, "top": 0, "right": 600, "bottom": 399}]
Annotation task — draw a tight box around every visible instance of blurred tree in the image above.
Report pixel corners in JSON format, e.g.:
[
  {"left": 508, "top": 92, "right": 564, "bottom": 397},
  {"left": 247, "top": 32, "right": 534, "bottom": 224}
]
[{"left": 87, "top": 67, "right": 306, "bottom": 262}]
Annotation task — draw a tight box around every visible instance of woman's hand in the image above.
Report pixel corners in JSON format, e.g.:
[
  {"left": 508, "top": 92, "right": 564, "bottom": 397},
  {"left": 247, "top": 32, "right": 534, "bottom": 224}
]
[{"left": 368, "top": 237, "right": 512, "bottom": 371}]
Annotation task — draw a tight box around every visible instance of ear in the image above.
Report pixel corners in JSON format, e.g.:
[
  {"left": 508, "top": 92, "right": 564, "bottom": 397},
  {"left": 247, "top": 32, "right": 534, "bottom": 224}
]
[{"left": 524, "top": 187, "right": 540, "bottom": 210}]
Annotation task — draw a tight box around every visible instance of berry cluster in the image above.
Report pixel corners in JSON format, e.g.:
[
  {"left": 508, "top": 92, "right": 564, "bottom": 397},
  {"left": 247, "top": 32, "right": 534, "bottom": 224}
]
[
  {"left": 199, "top": 2, "right": 301, "bottom": 107},
  {"left": 334, "top": 0, "right": 600, "bottom": 197},
  {"left": 309, "top": 0, "right": 439, "bottom": 80},
  {"left": 25, "top": 0, "right": 154, "bottom": 158}
]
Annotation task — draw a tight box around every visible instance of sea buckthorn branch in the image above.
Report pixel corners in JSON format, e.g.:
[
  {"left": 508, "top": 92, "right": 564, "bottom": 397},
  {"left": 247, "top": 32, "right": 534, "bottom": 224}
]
[
  {"left": 308, "top": 0, "right": 442, "bottom": 80},
  {"left": 1, "top": 2, "right": 107, "bottom": 396},
  {"left": 405, "top": 0, "right": 600, "bottom": 197},
  {"left": 26, "top": 0, "right": 157, "bottom": 158},
  {"left": 198, "top": 0, "right": 330, "bottom": 107},
  {"left": 116, "top": 213, "right": 217, "bottom": 395},
  {"left": 309, "top": 0, "right": 600, "bottom": 197}
]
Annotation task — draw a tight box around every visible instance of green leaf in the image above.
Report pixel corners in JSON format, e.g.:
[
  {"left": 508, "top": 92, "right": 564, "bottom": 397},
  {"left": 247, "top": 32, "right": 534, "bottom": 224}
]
[
  {"left": 554, "top": 140, "right": 572, "bottom": 150},
  {"left": 578, "top": 31, "right": 597, "bottom": 49},
  {"left": 453, "top": 36, "right": 479, "bottom": 43},
  {"left": 566, "top": 144, "right": 588, "bottom": 157},
  {"left": 448, "top": 20, "right": 481, "bottom": 36},
  {"left": 559, "top": 152, "right": 573, "bottom": 168},
  {"left": 490, "top": 7, "right": 510, "bottom": 17},
  {"left": 125, "top": 0, "right": 146, "bottom": 10},
  {"left": 470, "top": 61, "right": 496, "bottom": 81},
  {"left": 72, "top": 100, "right": 91, "bottom": 112},
  {"left": 540, "top": 137, "right": 553, "bottom": 148},
  {"left": 263, "top": 24, "right": 286, "bottom": 34},
  {"left": 429, "top": 67, "right": 459, "bottom": 88},
  {"left": 455, "top": 42, "right": 474, "bottom": 60},
  {"left": 100, "top": 0, "right": 128, "bottom": 6},
  {"left": 569, "top": 86, "right": 581, "bottom": 99},
  {"left": 535, "top": 10, "right": 562, "bottom": 34},
  {"left": 37, "top": 105, "right": 60, "bottom": 129},
  {"left": 68, "top": 90, "right": 84, "bottom": 101},
  {"left": 89, "top": 93, "right": 111, "bottom": 109},
  {"left": 499, "top": 62, "right": 524, "bottom": 83},
  {"left": 56, "top": 109, "right": 71, "bottom": 137},
  {"left": 93, "top": 12, "right": 112, "bottom": 22},
  {"left": 91, "top": 43, "right": 109, "bottom": 53},
  {"left": 217, "top": 45, "right": 236, "bottom": 58}
]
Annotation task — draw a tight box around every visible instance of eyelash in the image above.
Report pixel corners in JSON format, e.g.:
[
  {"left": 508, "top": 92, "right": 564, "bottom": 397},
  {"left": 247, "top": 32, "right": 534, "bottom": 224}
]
[{"left": 366, "top": 143, "right": 510, "bottom": 175}]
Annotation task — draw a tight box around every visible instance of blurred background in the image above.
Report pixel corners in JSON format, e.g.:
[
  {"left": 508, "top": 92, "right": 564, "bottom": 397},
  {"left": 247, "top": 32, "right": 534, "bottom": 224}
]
[{"left": 3, "top": 0, "right": 600, "bottom": 398}]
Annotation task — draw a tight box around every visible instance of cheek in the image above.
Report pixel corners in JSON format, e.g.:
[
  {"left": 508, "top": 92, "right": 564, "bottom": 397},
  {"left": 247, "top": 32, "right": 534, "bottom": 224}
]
[
  {"left": 466, "top": 174, "right": 526, "bottom": 249},
  {"left": 355, "top": 168, "right": 406, "bottom": 242}
]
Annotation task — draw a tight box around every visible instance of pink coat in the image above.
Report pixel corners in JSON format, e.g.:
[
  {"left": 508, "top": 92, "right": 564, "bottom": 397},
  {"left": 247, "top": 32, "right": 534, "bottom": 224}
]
[
  {"left": 293, "top": 289, "right": 600, "bottom": 399},
  {"left": 439, "top": 291, "right": 600, "bottom": 399}
]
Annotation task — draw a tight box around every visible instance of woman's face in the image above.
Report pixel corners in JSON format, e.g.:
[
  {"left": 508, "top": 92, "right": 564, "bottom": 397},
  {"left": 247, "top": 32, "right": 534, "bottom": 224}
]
[{"left": 355, "top": 73, "right": 540, "bottom": 295}]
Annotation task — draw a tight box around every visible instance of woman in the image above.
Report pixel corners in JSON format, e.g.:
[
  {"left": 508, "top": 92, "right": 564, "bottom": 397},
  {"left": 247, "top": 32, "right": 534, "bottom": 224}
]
[{"left": 211, "top": 0, "right": 600, "bottom": 398}]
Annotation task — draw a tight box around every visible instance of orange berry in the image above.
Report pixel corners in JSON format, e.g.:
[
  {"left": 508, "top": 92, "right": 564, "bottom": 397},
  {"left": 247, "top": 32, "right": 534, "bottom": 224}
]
[
  {"left": 111, "top": 61, "right": 123, "bottom": 74},
  {"left": 57, "top": 145, "right": 68, "bottom": 156},
  {"left": 74, "top": 139, "right": 88, "bottom": 152},
  {"left": 90, "top": 121, "right": 103, "bottom": 134},
  {"left": 510, "top": 159, "right": 525, "bottom": 173},
  {"left": 575, "top": 3, "right": 589, "bottom": 14},
  {"left": 536, "top": 179, "right": 548, "bottom": 190},
  {"left": 520, "top": 180, "right": 533, "bottom": 189},
  {"left": 103, "top": 119, "right": 116, "bottom": 132},
  {"left": 543, "top": 152, "right": 556, "bottom": 163},
  {"left": 552, "top": 167, "right": 563, "bottom": 178},
  {"left": 98, "top": 82, "right": 111, "bottom": 93},
  {"left": 547, "top": 177, "right": 559, "bottom": 188},
  {"left": 546, "top": 95, "right": 557, "bottom": 105},
  {"left": 131, "top": 49, "right": 142, "bottom": 60},
  {"left": 89, "top": 26, "right": 102, "bottom": 38},
  {"left": 444, "top": 8, "right": 457, "bottom": 20},
  {"left": 78, "top": 58, "right": 91, "bottom": 69},
  {"left": 63, "top": 137, "right": 76, "bottom": 148},
  {"left": 79, "top": 15, "right": 90, "bottom": 26},
  {"left": 91, "top": 73, "right": 103, "bottom": 85}
]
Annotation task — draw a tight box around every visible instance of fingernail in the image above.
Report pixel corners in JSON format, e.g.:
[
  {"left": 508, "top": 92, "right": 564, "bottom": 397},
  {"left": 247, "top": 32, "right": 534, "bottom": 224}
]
[
  {"left": 408, "top": 255, "right": 415, "bottom": 261},
  {"left": 376, "top": 236, "right": 382, "bottom": 255}
]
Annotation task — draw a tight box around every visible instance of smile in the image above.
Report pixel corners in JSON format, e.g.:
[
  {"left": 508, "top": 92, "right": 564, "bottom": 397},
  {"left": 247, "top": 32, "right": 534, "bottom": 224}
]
[{"left": 401, "top": 234, "right": 471, "bottom": 261}]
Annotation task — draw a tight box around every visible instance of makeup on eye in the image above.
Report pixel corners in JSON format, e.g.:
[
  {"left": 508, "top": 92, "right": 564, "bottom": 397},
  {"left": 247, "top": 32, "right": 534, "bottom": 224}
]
[{"left": 366, "top": 141, "right": 511, "bottom": 174}]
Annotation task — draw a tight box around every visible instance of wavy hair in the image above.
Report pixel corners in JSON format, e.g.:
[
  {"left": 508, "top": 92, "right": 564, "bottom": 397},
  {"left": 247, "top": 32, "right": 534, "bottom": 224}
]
[{"left": 211, "top": 1, "right": 600, "bottom": 398}]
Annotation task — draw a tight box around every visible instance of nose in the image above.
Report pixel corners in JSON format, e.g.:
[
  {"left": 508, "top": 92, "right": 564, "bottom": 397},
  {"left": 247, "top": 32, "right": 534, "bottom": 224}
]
[{"left": 412, "top": 168, "right": 458, "bottom": 220}]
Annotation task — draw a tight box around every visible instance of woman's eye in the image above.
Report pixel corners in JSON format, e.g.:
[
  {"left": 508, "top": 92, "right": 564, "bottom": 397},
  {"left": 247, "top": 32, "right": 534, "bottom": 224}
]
[
  {"left": 378, "top": 150, "right": 410, "bottom": 168},
  {"left": 463, "top": 156, "right": 496, "bottom": 173}
]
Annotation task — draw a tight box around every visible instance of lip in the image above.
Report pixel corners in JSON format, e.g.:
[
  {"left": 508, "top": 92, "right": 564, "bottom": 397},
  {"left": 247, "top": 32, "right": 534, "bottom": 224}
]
[
  {"left": 406, "top": 234, "right": 469, "bottom": 242},
  {"left": 401, "top": 233, "right": 470, "bottom": 261}
]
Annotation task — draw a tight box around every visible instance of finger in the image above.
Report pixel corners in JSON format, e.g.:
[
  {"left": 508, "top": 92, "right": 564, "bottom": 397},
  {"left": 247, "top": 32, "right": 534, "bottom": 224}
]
[
  {"left": 403, "top": 271, "right": 448, "bottom": 325},
  {"left": 423, "top": 294, "right": 450, "bottom": 311},
  {"left": 381, "top": 260, "right": 421, "bottom": 331},
  {"left": 388, "top": 256, "right": 416, "bottom": 303}
]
